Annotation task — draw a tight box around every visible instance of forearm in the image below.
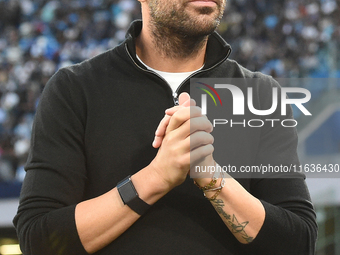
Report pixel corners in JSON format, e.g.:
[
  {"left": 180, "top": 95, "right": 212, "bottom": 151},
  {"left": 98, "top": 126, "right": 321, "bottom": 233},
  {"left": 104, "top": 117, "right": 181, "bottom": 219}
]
[
  {"left": 75, "top": 165, "right": 170, "bottom": 254},
  {"left": 196, "top": 175, "right": 265, "bottom": 244},
  {"left": 208, "top": 177, "right": 265, "bottom": 243}
]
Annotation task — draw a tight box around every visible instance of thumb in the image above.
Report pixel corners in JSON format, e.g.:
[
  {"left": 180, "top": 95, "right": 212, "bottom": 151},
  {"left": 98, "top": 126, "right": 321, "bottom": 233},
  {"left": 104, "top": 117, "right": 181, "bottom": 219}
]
[
  {"left": 179, "top": 92, "right": 190, "bottom": 106},
  {"left": 178, "top": 92, "right": 196, "bottom": 107}
]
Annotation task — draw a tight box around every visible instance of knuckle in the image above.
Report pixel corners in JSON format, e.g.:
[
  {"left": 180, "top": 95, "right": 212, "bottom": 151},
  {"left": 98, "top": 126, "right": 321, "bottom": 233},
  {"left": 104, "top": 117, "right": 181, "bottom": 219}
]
[
  {"left": 172, "top": 111, "right": 184, "bottom": 122},
  {"left": 198, "top": 145, "right": 214, "bottom": 158},
  {"left": 190, "top": 106, "right": 202, "bottom": 116},
  {"left": 207, "top": 133, "right": 214, "bottom": 144},
  {"left": 207, "top": 144, "right": 214, "bottom": 153},
  {"left": 204, "top": 135, "right": 214, "bottom": 146}
]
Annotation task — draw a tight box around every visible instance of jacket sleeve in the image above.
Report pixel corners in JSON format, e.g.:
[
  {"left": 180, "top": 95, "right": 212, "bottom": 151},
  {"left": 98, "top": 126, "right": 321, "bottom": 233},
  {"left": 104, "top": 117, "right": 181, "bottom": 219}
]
[
  {"left": 244, "top": 178, "right": 317, "bottom": 255},
  {"left": 241, "top": 76, "right": 317, "bottom": 254},
  {"left": 13, "top": 69, "right": 89, "bottom": 255}
]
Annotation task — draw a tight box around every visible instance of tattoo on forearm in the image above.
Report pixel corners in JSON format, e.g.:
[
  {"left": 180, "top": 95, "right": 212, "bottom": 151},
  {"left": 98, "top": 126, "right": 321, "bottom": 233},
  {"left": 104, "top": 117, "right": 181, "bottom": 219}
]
[{"left": 211, "top": 199, "right": 254, "bottom": 243}]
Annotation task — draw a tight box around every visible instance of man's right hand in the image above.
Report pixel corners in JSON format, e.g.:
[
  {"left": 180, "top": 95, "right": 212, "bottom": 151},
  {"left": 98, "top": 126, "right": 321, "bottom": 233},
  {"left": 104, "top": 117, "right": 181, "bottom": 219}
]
[
  {"left": 152, "top": 93, "right": 195, "bottom": 148},
  {"left": 149, "top": 95, "right": 214, "bottom": 190}
]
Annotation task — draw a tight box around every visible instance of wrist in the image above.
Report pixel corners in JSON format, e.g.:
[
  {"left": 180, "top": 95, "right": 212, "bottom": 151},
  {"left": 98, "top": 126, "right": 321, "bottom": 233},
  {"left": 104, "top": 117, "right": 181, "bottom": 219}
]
[
  {"left": 193, "top": 166, "right": 217, "bottom": 189},
  {"left": 192, "top": 156, "right": 216, "bottom": 187},
  {"left": 194, "top": 177, "right": 214, "bottom": 188},
  {"left": 131, "top": 164, "right": 171, "bottom": 205},
  {"left": 194, "top": 162, "right": 226, "bottom": 201},
  {"left": 148, "top": 157, "right": 188, "bottom": 191},
  {"left": 117, "top": 176, "right": 151, "bottom": 215}
]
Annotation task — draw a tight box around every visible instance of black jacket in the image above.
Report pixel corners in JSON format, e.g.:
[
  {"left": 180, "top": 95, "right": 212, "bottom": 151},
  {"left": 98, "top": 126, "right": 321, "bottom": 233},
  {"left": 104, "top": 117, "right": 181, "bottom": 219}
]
[{"left": 14, "top": 20, "right": 317, "bottom": 255}]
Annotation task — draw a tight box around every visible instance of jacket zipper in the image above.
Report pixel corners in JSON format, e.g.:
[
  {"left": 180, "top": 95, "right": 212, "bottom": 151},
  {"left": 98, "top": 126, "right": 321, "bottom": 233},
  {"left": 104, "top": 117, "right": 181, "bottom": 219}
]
[
  {"left": 125, "top": 44, "right": 231, "bottom": 105},
  {"left": 173, "top": 48, "right": 231, "bottom": 105}
]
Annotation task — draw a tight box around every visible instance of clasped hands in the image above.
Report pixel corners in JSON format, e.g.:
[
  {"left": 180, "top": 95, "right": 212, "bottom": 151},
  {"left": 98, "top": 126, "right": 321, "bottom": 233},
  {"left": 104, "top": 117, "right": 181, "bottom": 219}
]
[{"left": 149, "top": 93, "right": 216, "bottom": 190}]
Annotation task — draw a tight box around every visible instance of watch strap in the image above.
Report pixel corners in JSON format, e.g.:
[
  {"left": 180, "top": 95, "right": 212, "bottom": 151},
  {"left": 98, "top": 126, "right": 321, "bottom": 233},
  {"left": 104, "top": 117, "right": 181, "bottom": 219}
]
[
  {"left": 117, "top": 175, "right": 150, "bottom": 215},
  {"left": 126, "top": 194, "right": 151, "bottom": 215}
]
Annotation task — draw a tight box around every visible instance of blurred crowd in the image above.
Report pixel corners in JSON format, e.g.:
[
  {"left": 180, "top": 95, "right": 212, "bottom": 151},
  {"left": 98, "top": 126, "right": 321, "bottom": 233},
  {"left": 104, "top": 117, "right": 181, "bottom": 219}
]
[
  {"left": 0, "top": 0, "right": 339, "bottom": 183},
  {"left": 223, "top": 0, "right": 340, "bottom": 78}
]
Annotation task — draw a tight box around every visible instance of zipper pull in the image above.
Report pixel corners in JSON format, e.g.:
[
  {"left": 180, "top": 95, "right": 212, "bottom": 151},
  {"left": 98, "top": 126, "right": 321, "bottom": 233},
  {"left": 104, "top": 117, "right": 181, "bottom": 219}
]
[{"left": 173, "top": 92, "right": 179, "bottom": 105}]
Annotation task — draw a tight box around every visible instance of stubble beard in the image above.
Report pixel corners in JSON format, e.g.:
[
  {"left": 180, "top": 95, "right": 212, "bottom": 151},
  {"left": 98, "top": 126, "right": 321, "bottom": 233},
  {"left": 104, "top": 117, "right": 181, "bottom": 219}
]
[{"left": 148, "top": 0, "right": 225, "bottom": 60}]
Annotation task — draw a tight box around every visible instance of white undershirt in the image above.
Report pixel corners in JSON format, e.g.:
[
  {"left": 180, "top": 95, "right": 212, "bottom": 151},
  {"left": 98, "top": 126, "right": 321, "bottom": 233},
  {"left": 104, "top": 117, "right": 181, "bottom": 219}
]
[{"left": 136, "top": 55, "right": 203, "bottom": 93}]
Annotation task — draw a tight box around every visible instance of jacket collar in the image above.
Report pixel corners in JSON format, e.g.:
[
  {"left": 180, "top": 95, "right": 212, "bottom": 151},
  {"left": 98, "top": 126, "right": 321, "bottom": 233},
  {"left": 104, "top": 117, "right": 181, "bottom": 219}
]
[{"left": 124, "top": 20, "right": 232, "bottom": 70}]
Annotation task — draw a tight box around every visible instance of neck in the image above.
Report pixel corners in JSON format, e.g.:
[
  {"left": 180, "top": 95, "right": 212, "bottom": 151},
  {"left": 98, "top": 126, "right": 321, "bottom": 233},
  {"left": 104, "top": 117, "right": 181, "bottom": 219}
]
[{"left": 136, "top": 20, "right": 208, "bottom": 72}]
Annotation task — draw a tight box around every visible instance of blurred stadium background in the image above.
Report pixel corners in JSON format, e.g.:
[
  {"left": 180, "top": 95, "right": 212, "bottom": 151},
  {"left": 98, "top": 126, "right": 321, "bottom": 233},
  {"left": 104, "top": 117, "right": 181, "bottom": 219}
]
[{"left": 0, "top": 0, "right": 339, "bottom": 254}]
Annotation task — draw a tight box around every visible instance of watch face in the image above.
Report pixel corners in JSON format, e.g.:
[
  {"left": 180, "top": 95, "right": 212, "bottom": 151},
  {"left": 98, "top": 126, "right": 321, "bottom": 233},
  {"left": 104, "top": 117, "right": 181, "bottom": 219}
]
[
  {"left": 118, "top": 177, "right": 137, "bottom": 204},
  {"left": 117, "top": 176, "right": 151, "bottom": 215}
]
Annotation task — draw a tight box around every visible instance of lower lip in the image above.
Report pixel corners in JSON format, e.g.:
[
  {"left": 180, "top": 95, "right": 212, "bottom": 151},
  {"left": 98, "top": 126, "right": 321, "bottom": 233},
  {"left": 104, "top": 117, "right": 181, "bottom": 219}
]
[{"left": 188, "top": 1, "right": 217, "bottom": 7}]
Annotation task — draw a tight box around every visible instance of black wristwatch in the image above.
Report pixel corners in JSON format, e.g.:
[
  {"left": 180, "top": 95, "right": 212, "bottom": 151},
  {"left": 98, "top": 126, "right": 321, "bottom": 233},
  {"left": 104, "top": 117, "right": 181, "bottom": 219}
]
[{"left": 117, "top": 175, "right": 151, "bottom": 215}]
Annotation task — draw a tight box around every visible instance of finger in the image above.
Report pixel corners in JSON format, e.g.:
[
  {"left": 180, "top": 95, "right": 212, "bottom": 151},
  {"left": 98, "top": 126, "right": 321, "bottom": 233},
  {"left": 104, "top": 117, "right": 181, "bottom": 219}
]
[
  {"left": 155, "top": 115, "right": 171, "bottom": 136},
  {"left": 167, "top": 106, "right": 202, "bottom": 133},
  {"left": 165, "top": 92, "right": 195, "bottom": 115},
  {"left": 179, "top": 92, "right": 196, "bottom": 107},
  {"left": 165, "top": 98, "right": 195, "bottom": 116},
  {"left": 190, "top": 144, "right": 215, "bottom": 167},
  {"left": 173, "top": 116, "right": 213, "bottom": 142},
  {"left": 153, "top": 104, "right": 192, "bottom": 148},
  {"left": 153, "top": 94, "right": 197, "bottom": 148},
  {"left": 153, "top": 114, "right": 171, "bottom": 148},
  {"left": 152, "top": 135, "right": 163, "bottom": 148},
  {"left": 181, "top": 98, "right": 196, "bottom": 107},
  {"left": 190, "top": 116, "right": 213, "bottom": 134},
  {"left": 152, "top": 101, "right": 193, "bottom": 148},
  {"left": 164, "top": 105, "right": 181, "bottom": 117},
  {"left": 179, "top": 92, "right": 190, "bottom": 105},
  {"left": 185, "top": 131, "right": 214, "bottom": 151}
]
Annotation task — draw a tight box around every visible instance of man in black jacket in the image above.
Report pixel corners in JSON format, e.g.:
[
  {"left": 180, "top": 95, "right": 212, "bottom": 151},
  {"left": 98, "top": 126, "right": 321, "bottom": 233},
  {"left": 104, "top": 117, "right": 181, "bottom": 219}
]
[{"left": 14, "top": 0, "right": 317, "bottom": 254}]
